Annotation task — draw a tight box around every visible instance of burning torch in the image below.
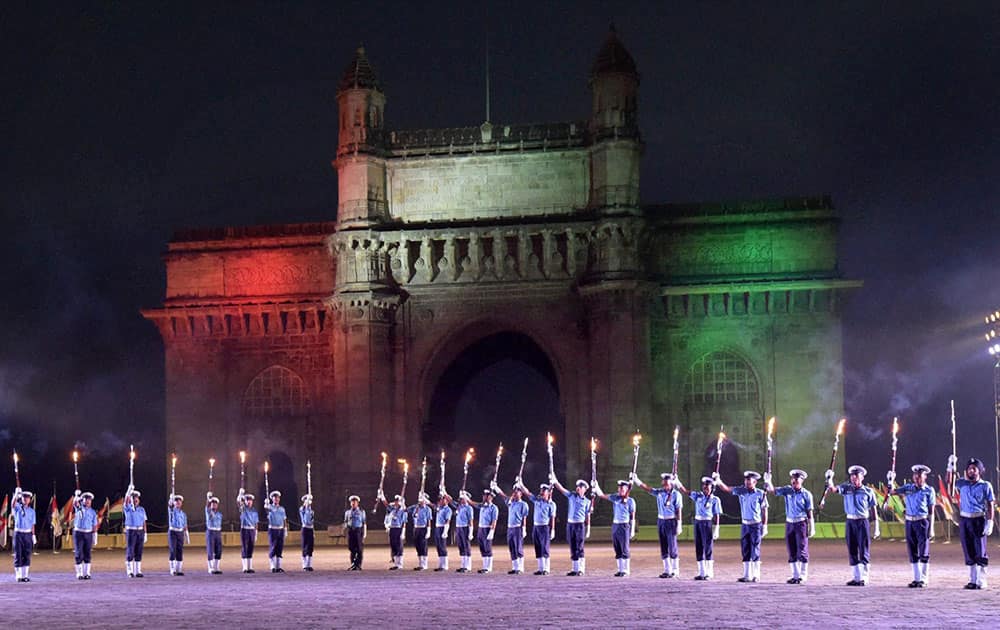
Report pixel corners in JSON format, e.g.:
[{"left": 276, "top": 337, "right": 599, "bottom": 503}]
[
  {"left": 374, "top": 451, "right": 388, "bottom": 513},
  {"left": 766, "top": 417, "right": 776, "bottom": 480},
  {"left": 264, "top": 460, "right": 270, "bottom": 498},
  {"left": 12, "top": 450, "right": 20, "bottom": 489},
  {"left": 714, "top": 428, "right": 726, "bottom": 476},
  {"left": 419, "top": 456, "right": 428, "bottom": 500},
  {"left": 882, "top": 417, "right": 899, "bottom": 510},
  {"left": 307, "top": 460, "right": 312, "bottom": 497},
  {"left": 630, "top": 433, "right": 642, "bottom": 481},
  {"left": 439, "top": 450, "right": 447, "bottom": 496},
  {"left": 819, "top": 418, "right": 847, "bottom": 508},
  {"left": 461, "top": 448, "right": 474, "bottom": 493},
  {"left": 170, "top": 453, "right": 177, "bottom": 496},
  {"left": 128, "top": 444, "right": 135, "bottom": 487},
  {"left": 491, "top": 443, "right": 504, "bottom": 486},
  {"left": 516, "top": 437, "right": 529, "bottom": 484},
  {"left": 547, "top": 433, "right": 555, "bottom": 479},
  {"left": 72, "top": 450, "right": 81, "bottom": 491},
  {"left": 949, "top": 399, "right": 957, "bottom": 497},
  {"left": 239, "top": 450, "right": 247, "bottom": 490},
  {"left": 399, "top": 459, "right": 408, "bottom": 499},
  {"left": 208, "top": 457, "right": 216, "bottom": 495},
  {"left": 671, "top": 427, "right": 680, "bottom": 478}
]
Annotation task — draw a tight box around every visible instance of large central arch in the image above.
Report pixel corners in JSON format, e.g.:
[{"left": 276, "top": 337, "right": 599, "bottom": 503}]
[{"left": 421, "top": 326, "right": 566, "bottom": 493}]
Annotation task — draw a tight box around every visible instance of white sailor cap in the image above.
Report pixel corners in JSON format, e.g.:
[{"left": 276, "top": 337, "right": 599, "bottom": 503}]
[
  {"left": 208, "top": 496, "right": 220, "bottom": 504},
  {"left": 129, "top": 489, "right": 141, "bottom": 497},
  {"left": 539, "top": 483, "right": 552, "bottom": 492},
  {"left": 482, "top": 488, "right": 496, "bottom": 497},
  {"left": 575, "top": 479, "right": 590, "bottom": 489},
  {"left": 616, "top": 479, "right": 632, "bottom": 488},
  {"left": 172, "top": 494, "right": 184, "bottom": 502},
  {"left": 268, "top": 490, "right": 281, "bottom": 499},
  {"left": 743, "top": 470, "right": 761, "bottom": 480},
  {"left": 700, "top": 476, "right": 714, "bottom": 485},
  {"left": 911, "top": 464, "right": 931, "bottom": 475},
  {"left": 458, "top": 490, "right": 471, "bottom": 499},
  {"left": 418, "top": 492, "right": 430, "bottom": 502},
  {"left": 20, "top": 490, "right": 33, "bottom": 497},
  {"left": 848, "top": 465, "right": 867, "bottom": 476},
  {"left": 393, "top": 494, "right": 405, "bottom": 502},
  {"left": 81, "top": 491, "right": 95, "bottom": 500},
  {"left": 660, "top": 473, "right": 675, "bottom": 481},
  {"left": 348, "top": 495, "right": 360, "bottom": 502},
  {"left": 243, "top": 493, "right": 255, "bottom": 501},
  {"left": 301, "top": 494, "right": 313, "bottom": 503},
  {"left": 789, "top": 469, "right": 808, "bottom": 480}
]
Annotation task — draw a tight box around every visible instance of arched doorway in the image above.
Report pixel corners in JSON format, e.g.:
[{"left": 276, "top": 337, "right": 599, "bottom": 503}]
[{"left": 424, "top": 331, "right": 564, "bottom": 496}]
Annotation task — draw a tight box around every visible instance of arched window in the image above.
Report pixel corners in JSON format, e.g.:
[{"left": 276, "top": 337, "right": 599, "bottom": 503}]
[
  {"left": 242, "top": 366, "right": 311, "bottom": 417},
  {"left": 684, "top": 351, "right": 759, "bottom": 405}
]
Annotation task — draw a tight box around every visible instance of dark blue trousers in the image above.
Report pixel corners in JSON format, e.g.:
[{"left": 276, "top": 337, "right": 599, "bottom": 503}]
[
  {"left": 125, "top": 529, "right": 144, "bottom": 562},
  {"left": 845, "top": 519, "right": 870, "bottom": 566},
  {"left": 434, "top": 526, "right": 448, "bottom": 557},
  {"left": 74, "top": 530, "right": 93, "bottom": 564},
  {"left": 302, "top": 527, "right": 315, "bottom": 557},
  {"left": 567, "top": 522, "right": 586, "bottom": 560},
  {"left": 388, "top": 526, "right": 402, "bottom": 557},
  {"left": 168, "top": 530, "right": 184, "bottom": 561},
  {"left": 960, "top": 516, "right": 989, "bottom": 566},
  {"left": 905, "top": 518, "right": 930, "bottom": 563},
  {"left": 785, "top": 520, "right": 809, "bottom": 563},
  {"left": 268, "top": 528, "right": 284, "bottom": 558},
  {"left": 206, "top": 530, "right": 222, "bottom": 560},
  {"left": 347, "top": 526, "right": 364, "bottom": 567},
  {"left": 658, "top": 519, "right": 678, "bottom": 559},
  {"left": 13, "top": 532, "right": 32, "bottom": 567},
  {"left": 740, "top": 522, "right": 762, "bottom": 562},
  {"left": 456, "top": 526, "right": 471, "bottom": 556},
  {"left": 413, "top": 527, "right": 429, "bottom": 556},
  {"left": 612, "top": 522, "right": 630, "bottom": 559},
  {"left": 694, "top": 520, "right": 714, "bottom": 561},
  {"left": 240, "top": 528, "right": 255, "bottom": 558},
  {"left": 532, "top": 524, "right": 550, "bottom": 558},
  {"left": 507, "top": 527, "right": 524, "bottom": 560},
  {"left": 477, "top": 528, "right": 493, "bottom": 557}
]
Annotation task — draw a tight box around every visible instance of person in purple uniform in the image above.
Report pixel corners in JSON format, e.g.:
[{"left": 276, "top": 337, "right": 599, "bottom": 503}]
[
  {"left": 714, "top": 470, "right": 768, "bottom": 583},
  {"left": 550, "top": 475, "right": 592, "bottom": 576},
  {"left": 825, "top": 465, "right": 880, "bottom": 586},
  {"left": 633, "top": 472, "right": 683, "bottom": 578},
  {"left": 593, "top": 479, "right": 636, "bottom": 577},
  {"left": 946, "top": 455, "right": 995, "bottom": 589},
  {"left": 490, "top": 481, "right": 529, "bottom": 574},
  {"left": 887, "top": 464, "right": 935, "bottom": 587},
  {"left": 765, "top": 469, "right": 814, "bottom": 584}
]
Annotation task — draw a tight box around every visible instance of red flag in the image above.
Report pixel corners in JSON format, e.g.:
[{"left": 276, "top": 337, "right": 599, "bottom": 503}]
[
  {"left": 61, "top": 496, "right": 75, "bottom": 527},
  {"left": 0, "top": 494, "right": 8, "bottom": 549},
  {"left": 49, "top": 495, "right": 63, "bottom": 538}
]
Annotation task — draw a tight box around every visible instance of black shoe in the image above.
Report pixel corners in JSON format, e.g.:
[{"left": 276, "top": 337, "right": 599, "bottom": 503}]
[
  {"left": 738, "top": 577, "right": 749, "bottom": 582},
  {"left": 567, "top": 571, "right": 579, "bottom": 576},
  {"left": 456, "top": 568, "right": 467, "bottom": 573},
  {"left": 212, "top": 570, "right": 222, "bottom": 575},
  {"left": 915, "top": 581, "right": 925, "bottom": 588},
  {"left": 22, "top": 577, "right": 30, "bottom": 582},
  {"left": 413, "top": 566, "right": 424, "bottom": 571},
  {"left": 135, "top": 573, "right": 143, "bottom": 578},
  {"left": 247, "top": 569, "right": 255, "bottom": 574},
  {"left": 276, "top": 568, "right": 285, "bottom": 573},
  {"left": 304, "top": 567, "right": 313, "bottom": 572},
  {"left": 77, "top": 575, "right": 85, "bottom": 580},
  {"left": 243, "top": 569, "right": 251, "bottom": 574},
  {"left": 478, "top": 569, "right": 489, "bottom": 574},
  {"left": 693, "top": 575, "right": 705, "bottom": 581},
  {"left": 176, "top": 572, "right": 185, "bottom": 576},
  {"left": 964, "top": 582, "right": 978, "bottom": 589},
  {"left": 83, "top": 575, "right": 91, "bottom": 580},
  {"left": 846, "top": 580, "right": 859, "bottom": 586},
  {"left": 613, "top": 571, "right": 624, "bottom": 577},
  {"left": 542, "top": 571, "right": 549, "bottom": 575},
  {"left": 389, "top": 566, "right": 398, "bottom": 571},
  {"left": 659, "top": 572, "right": 670, "bottom": 578},
  {"left": 533, "top": 570, "right": 544, "bottom": 575},
  {"left": 907, "top": 580, "right": 919, "bottom": 588},
  {"left": 433, "top": 567, "right": 445, "bottom": 572}
]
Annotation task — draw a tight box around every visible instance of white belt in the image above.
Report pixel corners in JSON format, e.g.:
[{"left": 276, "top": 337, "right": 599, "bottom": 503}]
[
  {"left": 301, "top": 524, "right": 314, "bottom": 529},
  {"left": 567, "top": 519, "right": 586, "bottom": 524},
  {"left": 207, "top": 527, "right": 222, "bottom": 531},
  {"left": 742, "top": 519, "right": 761, "bottom": 525},
  {"left": 905, "top": 515, "right": 928, "bottom": 522},
  {"left": 242, "top": 526, "right": 257, "bottom": 530},
  {"left": 658, "top": 516, "right": 678, "bottom": 521},
  {"left": 695, "top": 516, "right": 713, "bottom": 521},
  {"left": 125, "top": 526, "right": 144, "bottom": 531},
  {"left": 961, "top": 511, "right": 986, "bottom": 518},
  {"left": 169, "top": 527, "right": 185, "bottom": 532},
  {"left": 75, "top": 528, "right": 94, "bottom": 533},
  {"left": 268, "top": 526, "right": 285, "bottom": 530},
  {"left": 785, "top": 517, "right": 807, "bottom": 523},
  {"left": 533, "top": 523, "right": 549, "bottom": 527},
  {"left": 612, "top": 520, "right": 630, "bottom": 524},
  {"left": 846, "top": 514, "right": 867, "bottom": 520},
  {"left": 15, "top": 528, "right": 32, "bottom": 534}
]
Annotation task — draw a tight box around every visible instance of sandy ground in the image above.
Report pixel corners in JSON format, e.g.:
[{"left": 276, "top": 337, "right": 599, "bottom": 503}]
[{"left": 1, "top": 539, "right": 998, "bottom": 628}]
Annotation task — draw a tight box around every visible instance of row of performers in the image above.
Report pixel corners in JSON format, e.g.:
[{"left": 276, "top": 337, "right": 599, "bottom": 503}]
[{"left": 5, "top": 455, "right": 994, "bottom": 588}]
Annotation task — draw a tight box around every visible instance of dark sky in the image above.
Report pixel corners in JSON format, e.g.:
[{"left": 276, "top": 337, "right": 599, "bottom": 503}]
[{"left": 2, "top": 2, "right": 1000, "bottom": 508}]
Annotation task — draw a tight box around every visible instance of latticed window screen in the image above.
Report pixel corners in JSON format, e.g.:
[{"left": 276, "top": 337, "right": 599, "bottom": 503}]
[
  {"left": 243, "top": 366, "right": 310, "bottom": 417},
  {"left": 684, "top": 352, "right": 759, "bottom": 404}
]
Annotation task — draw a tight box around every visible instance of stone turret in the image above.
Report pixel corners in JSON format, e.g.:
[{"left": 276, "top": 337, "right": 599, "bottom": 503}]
[
  {"left": 587, "top": 26, "right": 642, "bottom": 212},
  {"left": 335, "top": 46, "right": 388, "bottom": 227}
]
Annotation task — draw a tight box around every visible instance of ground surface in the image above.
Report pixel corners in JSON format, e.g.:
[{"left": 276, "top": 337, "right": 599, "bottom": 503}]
[{"left": 2, "top": 539, "right": 998, "bottom": 628}]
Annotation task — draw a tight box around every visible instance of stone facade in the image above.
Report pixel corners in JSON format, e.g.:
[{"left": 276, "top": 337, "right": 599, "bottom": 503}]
[{"left": 144, "top": 29, "right": 859, "bottom": 523}]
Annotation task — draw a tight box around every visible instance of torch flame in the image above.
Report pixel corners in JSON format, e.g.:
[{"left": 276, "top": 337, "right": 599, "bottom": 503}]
[
  {"left": 129, "top": 450, "right": 135, "bottom": 462},
  {"left": 633, "top": 433, "right": 641, "bottom": 447},
  {"left": 209, "top": 457, "right": 216, "bottom": 467},
  {"left": 768, "top": 417, "right": 776, "bottom": 437},
  {"left": 547, "top": 432, "right": 554, "bottom": 446},
  {"left": 673, "top": 427, "right": 679, "bottom": 441},
  {"left": 171, "top": 453, "right": 177, "bottom": 467},
  {"left": 264, "top": 461, "right": 269, "bottom": 473},
  {"left": 72, "top": 450, "right": 79, "bottom": 463},
  {"left": 892, "top": 417, "right": 899, "bottom": 435},
  {"left": 239, "top": 450, "right": 246, "bottom": 464},
  {"left": 836, "top": 418, "right": 846, "bottom": 436},
  {"left": 12, "top": 451, "right": 18, "bottom": 464},
  {"left": 497, "top": 444, "right": 504, "bottom": 457},
  {"left": 591, "top": 437, "right": 597, "bottom": 452},
  {"left": 465, "top": 449, "right": 474, "bottom": 465}
]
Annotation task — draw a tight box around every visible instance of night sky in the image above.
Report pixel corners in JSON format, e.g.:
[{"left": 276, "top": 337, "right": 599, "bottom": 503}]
[{"left": 2, "top": 3, "right": 999, "bottom": 517}]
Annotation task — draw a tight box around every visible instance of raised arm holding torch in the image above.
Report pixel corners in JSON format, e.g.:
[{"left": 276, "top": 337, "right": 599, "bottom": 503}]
[
  {"left": 374, "top": 451, "right": 388, "bottom": 513},
  {"left": 516, "top": 437, "right": 528, "bottom": 484},
  {"left": 491, "top": 443, "right": 503, "bottom": 486},
  {"left": 882, "top": 418, "right": 899, "bottom": 510},
  {"left": 820, "top": 419, "right": 847, "bottom": 508}
]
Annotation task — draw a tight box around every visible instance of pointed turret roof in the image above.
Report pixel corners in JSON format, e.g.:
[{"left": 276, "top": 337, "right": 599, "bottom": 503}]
[
  {"left": 338, "top": 45, "right": 382, "bottom": 93},
  {"left": 590, "top": 24, "right": 638, "bottom": 80}
]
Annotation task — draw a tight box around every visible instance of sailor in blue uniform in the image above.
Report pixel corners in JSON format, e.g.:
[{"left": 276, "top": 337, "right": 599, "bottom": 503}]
[
  {"left": 475, "top": 488, "right": 499, "bottom": 573},
  {"left": 453, "top": 491, "right": 476, "bottom": 573},
  {"left": 378, "top": 493, "right": 407, "bottom": 570},
  {"left": 825, "top": 464, "right": 880, "bottom": 586},
  {"left": 632, "top": 472, "right": 682, "bottom": 578},
  {"left": 593, "top": 479, "right": 636, "bottom": 577},
  {"left": 433, "top": 492, "right": 453, "bottom": 572},
  {"left": 205, "top": 494, "right": 223, "bottom": 574},
  {"left": 237, "top": 489, "right": 259, "bottom": 573},
  {"left": 490, "top": 481, "right": 529, "bottom": 574},
  {"left": 72, "top": 490, "right": 98, "bottom": 580},
  {"left": 888, "top": 464, "right": 935, "bottom": 587},
  {"left": 681, "top": 477, "right": 721, "bottom": 580},
  {"left": 300, "top": 493, "right": 315, "bottom": 571},
  {"left": 714, "top": 470, "right": 768, "bottom": 583},
  {"left": 550, "top": 475, "right": 593, "bottom": 576},
  {"left": 167, "top": 493, "right": 190, "bottom": 576},
  {"left": 344, "top": 494, "right": 367, "bottom": 570},
  {"left": 517, "top": 481, "right": 557, "bottom": 575},
  {"left": 947, "top": 455, "right": 996, "bottom": 589},
  {"left": 766, "top": 469, "right": 814, "bottom": 584},
  {"left": 123, "top": 486, "right": 148, "bottom": 578},
  {"left": 409, "top": 493, "right": 433, "bottom": 571},
  {"left": 264, "top": 490, "right": 288, "bottom": 573},
  {"left": 10, "top": 489, "right": 36, "bottom": 582}
]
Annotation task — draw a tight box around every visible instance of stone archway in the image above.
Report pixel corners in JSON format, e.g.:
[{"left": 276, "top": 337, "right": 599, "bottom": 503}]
[{"left": 421, "top": 328, "right": 566, "bottom": 494}]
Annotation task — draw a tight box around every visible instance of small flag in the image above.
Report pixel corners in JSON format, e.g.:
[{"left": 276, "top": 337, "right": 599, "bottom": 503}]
[
  {"left": 61, "top": 497, "right": 75, "bottom": 528},
  {"left": 936, "top": 477, "right": 957, "bottom": 524},
  {"left": 49, "top": 495, "right": 62, "bottom": 538},
  {"left": 0, "top": 494, "right": 8, "bottom": 549},
  {"left": 107, "top": 497, "right": 124, "bottom": 520}
]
